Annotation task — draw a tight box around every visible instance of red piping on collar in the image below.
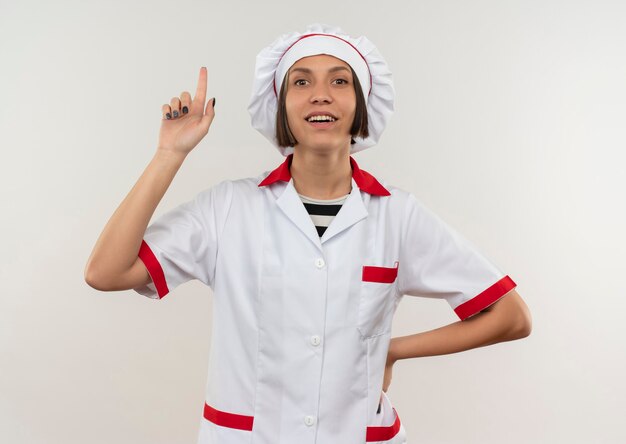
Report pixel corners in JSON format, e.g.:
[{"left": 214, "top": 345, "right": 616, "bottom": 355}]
[{"left": 258, "top": 154, "right": 391, "bottom": 196}]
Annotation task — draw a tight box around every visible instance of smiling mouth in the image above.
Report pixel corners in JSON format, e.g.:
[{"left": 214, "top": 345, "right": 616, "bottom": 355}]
[
  {"left": 305, "top": 113, "right": 338, "bottom": 122},
  {"left": 304, "top": 115, "right": 338, "bottom": 129},
  {"left": 305, "top": 120, "right": 336, "bottom": 128}
]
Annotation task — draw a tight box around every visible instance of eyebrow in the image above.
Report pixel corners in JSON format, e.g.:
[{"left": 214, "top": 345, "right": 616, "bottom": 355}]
[{"left": 289, "top": 66, "right": 351, "bottom": 75}]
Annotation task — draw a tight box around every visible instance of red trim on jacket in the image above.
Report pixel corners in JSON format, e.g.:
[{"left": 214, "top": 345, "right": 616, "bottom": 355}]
[
  {"left": 258, "top": 153, "right": 391, "bottom": 196},
  {"left": 203, "top": 403, "right": 254, "bottom": 431},
  {"left": 362, "top": 262, "right": 399, "bottom": 283},
  {"left": 202, "top": 402, "right": 402, "bottom": 439},
  {"left": 454, "top": 275, "right": 517, "bottom": 321},
  {"left": 137, "top": 239, "right": 169, "bottom": 299},
  {"left": 366, "top": 407, "right": 402, "bottom": 441}
]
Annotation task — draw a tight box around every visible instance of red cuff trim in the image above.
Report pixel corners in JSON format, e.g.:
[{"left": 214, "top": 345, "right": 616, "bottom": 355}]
[
  {"left": 366, "top": 408, "right": 402, "bottom": 441},
  {"left": 203, "top": 403, "right": 254, "bottom": 431},
  {"left": 137, "top": 239, "right": 169, "bottom": 299},
  {"left": 454, "top": 275, "right": 517, "bottom": 321}
]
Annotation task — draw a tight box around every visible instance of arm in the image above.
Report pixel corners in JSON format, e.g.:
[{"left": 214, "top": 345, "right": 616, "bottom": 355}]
[
  {"left": 84, "top": 149, "right": 187, "bottom": 290},
  {"left": 389, "top": 289, "right": 532, "bottom": 362},
  {"left": 381, "top": 289, "right": 530, "bottom": 397},
  {"left": 84, "top": 67, "right": 215, "bottom": 291}
]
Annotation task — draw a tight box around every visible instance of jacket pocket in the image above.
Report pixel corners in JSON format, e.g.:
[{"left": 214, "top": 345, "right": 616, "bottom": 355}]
[
  {"left": 203, "top": 402, "right": 254, "bottom": 431},
  {"left": 366, "top": 391, "right": 407, "bottom": 443},
  {"left": 362, "top": 262, "right": 399, "bottom": 283},
  {"left": 357, "top": 262, "right": 399, "bottom": 338}
]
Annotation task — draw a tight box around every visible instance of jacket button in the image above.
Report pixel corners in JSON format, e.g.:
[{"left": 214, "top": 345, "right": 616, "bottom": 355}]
[
  {"left": 310, "top": 335, "right": 321, "bottom": 346},
  {"left": 315, "top": 258, "right": 325, "bottom": 268},
  {"left": 304, "top": 415, "right": 316, "bottom": 426}
]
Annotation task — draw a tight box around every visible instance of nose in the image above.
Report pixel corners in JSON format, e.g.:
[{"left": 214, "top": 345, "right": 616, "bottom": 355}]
[{"left": 310, "top": 82, "right": 332, "bottom": 104}]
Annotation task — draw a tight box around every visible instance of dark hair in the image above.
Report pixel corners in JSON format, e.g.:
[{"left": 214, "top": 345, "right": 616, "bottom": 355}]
[{"left": 275, "top": 65, "right": 369, "bottom": 148}]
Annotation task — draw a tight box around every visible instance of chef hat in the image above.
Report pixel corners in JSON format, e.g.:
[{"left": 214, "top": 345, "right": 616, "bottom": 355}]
[{"left": 247, "top": 23, "right": 395, "bottom": 156}]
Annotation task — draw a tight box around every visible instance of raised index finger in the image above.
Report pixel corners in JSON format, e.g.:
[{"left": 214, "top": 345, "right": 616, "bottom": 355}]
[{"left": 194, "top": 66, "right": 207, "bottom": 106}]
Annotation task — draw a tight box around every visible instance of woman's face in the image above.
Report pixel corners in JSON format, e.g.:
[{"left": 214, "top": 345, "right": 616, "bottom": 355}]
[{"left": 285, "top": 54, "right": 356, "bottom": 153}]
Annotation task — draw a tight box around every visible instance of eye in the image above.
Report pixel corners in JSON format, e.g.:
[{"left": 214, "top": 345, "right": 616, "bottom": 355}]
[
  {"left": 294, "top": 79, "right": 308, "bottom": 86},
  {"left": 334, "top": 78, "right": 349, "bottom": 85}
]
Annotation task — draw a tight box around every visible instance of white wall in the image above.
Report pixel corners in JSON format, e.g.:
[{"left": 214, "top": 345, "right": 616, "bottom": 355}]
[{"left": 1, "top": 0, "right": 624, "bottom": 443}]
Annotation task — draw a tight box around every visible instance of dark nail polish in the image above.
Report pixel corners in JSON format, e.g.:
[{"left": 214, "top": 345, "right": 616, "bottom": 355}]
[
  {"left": 212, "top": 97, "right": 216, "bottom": 107},
  {"left": 173, "top": 110, "right": 179, "bottom": 117},
  {"left": 166, "top": 113, "right": 171, "bottom": 119},
  {"left": 182, "top": 106, "right": 188, "bottom": 114}
]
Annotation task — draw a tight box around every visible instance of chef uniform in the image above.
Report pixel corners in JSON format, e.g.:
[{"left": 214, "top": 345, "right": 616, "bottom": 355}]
[{"left": 133, "top": 23, "right": 517, "bottom": 444}]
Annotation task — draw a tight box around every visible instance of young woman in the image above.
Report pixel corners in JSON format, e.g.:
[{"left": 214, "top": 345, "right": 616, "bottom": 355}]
[{"left": 85, "top": 23, "right": 531, "bottom": 444}]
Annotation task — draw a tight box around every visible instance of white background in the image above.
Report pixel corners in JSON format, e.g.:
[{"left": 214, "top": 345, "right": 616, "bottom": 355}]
[{"left": 1, "top": 0, "right": 625, "bottom": 443}]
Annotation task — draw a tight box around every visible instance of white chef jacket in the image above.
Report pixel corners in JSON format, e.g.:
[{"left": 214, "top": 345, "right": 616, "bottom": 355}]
[{"left": 133, "top": 153, "right": 517, "bottom": 444}]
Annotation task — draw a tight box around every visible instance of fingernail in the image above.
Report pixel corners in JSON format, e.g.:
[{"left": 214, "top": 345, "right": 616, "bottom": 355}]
[
  {"left": 166, "top": 113, "right": 171, "bottom": 119},
  {"left": 212, "top": 97, "right": 216, "bottom": 107},
  {"left": 173, "top": 110, "right": 179, "bottom": 117},
  {"left": 182, "top": 106, "right": 188, "bottom": 114}
]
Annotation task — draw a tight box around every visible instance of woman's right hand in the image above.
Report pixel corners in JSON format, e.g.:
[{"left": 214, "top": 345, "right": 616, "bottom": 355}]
[{"left": 157, "top": 66, "right": 216, "bottom": 156}]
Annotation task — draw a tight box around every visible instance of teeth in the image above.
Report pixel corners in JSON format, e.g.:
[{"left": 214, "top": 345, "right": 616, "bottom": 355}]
[{"left": 307, "top": 115, "right": 336, "bottom": 122}]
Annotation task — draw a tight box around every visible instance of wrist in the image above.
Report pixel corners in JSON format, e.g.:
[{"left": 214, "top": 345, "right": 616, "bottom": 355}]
[
  {"left": 387, "top": 337, "right": 400, "bottom": 364},
  {"left": 154, "top": 148, "right": 187, "bottom": 165}
]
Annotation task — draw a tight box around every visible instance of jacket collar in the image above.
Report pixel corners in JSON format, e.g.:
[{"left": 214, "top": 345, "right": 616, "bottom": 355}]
[{"left": 258, "top": 153, "right": 390, "bottom": 196}]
